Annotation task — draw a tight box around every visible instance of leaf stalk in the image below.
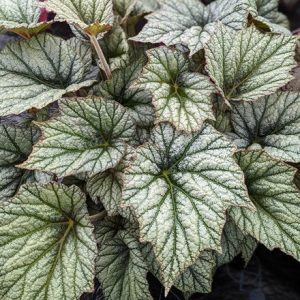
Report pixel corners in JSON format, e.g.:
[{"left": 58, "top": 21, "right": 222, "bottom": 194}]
[
  {"left": 89, "top": 211, "right": 107, "bottom": 222},
  {"left": 89, "top": 34, "right": 112, "bottom": 80}
]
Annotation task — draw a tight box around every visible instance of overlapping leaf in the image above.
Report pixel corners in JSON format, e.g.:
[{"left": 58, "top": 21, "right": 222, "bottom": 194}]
[
  {"left": 41, "top": 0, "right": 113, "bottom": 36},
  {"left": 0, "top": 0, "right": 50, "bottom": 38},
  {"left": 123, "top": 123, "right": 253, "bottom": 291},
  {"left": 0, "top": 33, "right": 96, "bottom": 116},
  {"left": 20, "top": 98, "right": 135, "bottom": 177},
  {"left": 113, "top": 0, "right": 137, "bottom": 19},
  {"left": 174, "top": 252, "right": 216, "bottom": 296},
  {"left": 229, "top": 91, "right": 300, "bottom": 163},
  {"left": 143, "top": 242, "right": 216, "bottom": 296},
  {"left": 96, "top": 224, "right": 151, "bottom": 300},
  {"left": 136, "top": 47, "right": 215, "bottom": 132},
  {"left": 248, "top": 0, "right": 290, "bottom": 34},
  {"left": 0, "top": 124, "right": 40, "bottom": 201},
  {"left": 87, "top": 166, "right": 123, "bottom": 216},
  {"left": 217, "top": 218, "right": 257, "bottom": 266},
  {"left": 132, "top": 0, "right": 160, "bottom": 15},
  {"left": 99, "top": 23, "right": 130, "bottom": 71},
  {"left": 210, "top": 96, "right": 232, "bottom": 133},
  {"left": 205, "top": 25, "right": 296, "bottom": 103},
  {"left": 131, "top": 0, "right": 250, "bottom": 55},
  {"left": 0, "top": 182, "right": 97, "bottom": 300},
  {"left": 231, "top": 150, "right": 300, "bottom": 261},
  {"left": 94, "top": 60, "right": 155, "bottom": 126}
]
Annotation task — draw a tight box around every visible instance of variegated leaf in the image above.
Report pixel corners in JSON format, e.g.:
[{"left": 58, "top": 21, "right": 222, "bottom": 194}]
[
  {"left": 0, "top": 0, "right": 50, "bottom": 38},
  {"left": 248, "top": 0, "right": 290, "bottom": 34},
  {"left": 143, "top": 242, "right": 216, "bottom": 296},
  {"left": 93, "top": 60, "right": 155, "bottom": 126},
  {"left": 231, "top": 150, "right": 300, "bottom": 261},
  {"left": 123, "top": 123, "right": 253, "bottom": 291},
  {"left": 217, "top": 218, "right": 257, "bottom": 266},
  {"left": 205, "top": 25, "right": 296, "bottom": 103},
  {"left": 0, "top": 124, "right": 40, "bottom": 201},
  {"left": 41, "top": 0, "right": 114, "bottom": 36},
  {"left": 131, "top": 0, "right": 250, "bottom": 55},
  {"left": 229, "top": 91, "right": 300, "bottom": 163},
  {"left": 100, "top": 22, "right": 130, "bottom": 71},
  {"left": 0, "top": 182, "right": 97, "bottom": 300},
  {"left": 136, "top": 47, "right": 215, "bottom": 132},
  {"left": 20, "top": 98, "right": 135, "bottom": 177},
  {"left": 113, "top": 0, "right": 137, "bottom": 18},
  {"left": 132, "top": 0, "right": 160, "bottom": 15},
  {"left": 87, "top": 147, "right": 135, "bottom": 216},
  {"left": 96, "top": 227, "right": 151, "bottom": 300},
  {"left": 0, "top": 33, "right": 96, "bottom": 116}
]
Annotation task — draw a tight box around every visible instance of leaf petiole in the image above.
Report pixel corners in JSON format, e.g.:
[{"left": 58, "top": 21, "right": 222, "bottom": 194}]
[
  {"left": 89, "top": 34, "right": 112, "bottom": 80},
  {"left": 89, "top": 211, "right": 107, "bottom": 222}
]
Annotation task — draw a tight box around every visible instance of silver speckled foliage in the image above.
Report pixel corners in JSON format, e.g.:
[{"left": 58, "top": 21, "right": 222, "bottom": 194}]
[{"left": 0, "top": 0, "right": 299, "bottom": 299}]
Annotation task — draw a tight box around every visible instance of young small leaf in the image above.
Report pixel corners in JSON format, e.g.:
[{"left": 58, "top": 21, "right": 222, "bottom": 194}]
[
  {"left": 137, "top": 47, "right": 215, "bottom": 132},
  {"left": 41, "top": 0, "right": 114, "bottom": 36},
  {"left": 0, "top": 34, "right": 96, "bottom": 116},
  {"left": 0, "top": 182, "right": 97, "bottom": 300},
  {"left": 0, "top": 0, "right": 50, "bottom": 38},
  {"left": 205, "top": 25, "right": 296, "bottom": 103},
  {"left": 229, "top": 91, "right": 300, "bottom": 163},
  {"left": 123, "top": 123, "right": 253, "bottom": 291},
  {"left": 100, "top": 23, "right": 130, "bottom": 71},
  {"left": 20, "top": 98, "right": 135, "bottom": 177},
  {"left": 113, "top": 0, "right": 137, "bottom": 19},
  {"left": 93, "top": 60, "right": 155, "bottom": 126},
  {"left": 133, "top": 0, "right": 160, "bottom": 15},
  {"left": 131, "top": 0, "right": 250, "bottom": 55},
  {"left": 231, "top": 150, "right": 300, "bottom": 261},
  {"left": 0, "top": 124, "right": 40, "bottom": 201}
]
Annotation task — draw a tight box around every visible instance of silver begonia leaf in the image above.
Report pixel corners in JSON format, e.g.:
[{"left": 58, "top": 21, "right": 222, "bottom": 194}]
[
  {"left": 231, "top": 150, "right": 300, "bottom": 261},
  {"left": 205, "top": 25, "right": 296, "bottom": 103},
  {"left": 136, "top": 47, "right": 215, "bottom": 132},
  {"left": 217, "top": 218, "right": 257, "bottom": 266},
  {"left": 41, "top": 0, "right": 114, "bottom": 36},
  {"left": 93, "top": 60, "right": 155, "bottom": 126},
  {"left": 123, "top": 123, "right": 253, "bottom": 291},
  {"left": 96, "top": 229, "right": 151, "bottom": 300},
  {"left": 131, "top": 0, "right": 250, "bottom": 55},
  {"left": 248, "top": 0, "right": 290, "bottom": 34},
  {"left": 0, "top": 0, "right": 51, "bottom": 37},
  {"left": 20, "top": 98, "right": 135, "bottom": 177},
  {"left": 0, "top": 33, "right": 96, "bottom": 116},
  {"left": 229, "top": 91, "right": 300, "bottom": 163},
  {"left": 0, "top": 182, "right": 97, "bottom": 300},
  {"left": 0, "top": 124, "right": 40, "bottom": 201}
]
